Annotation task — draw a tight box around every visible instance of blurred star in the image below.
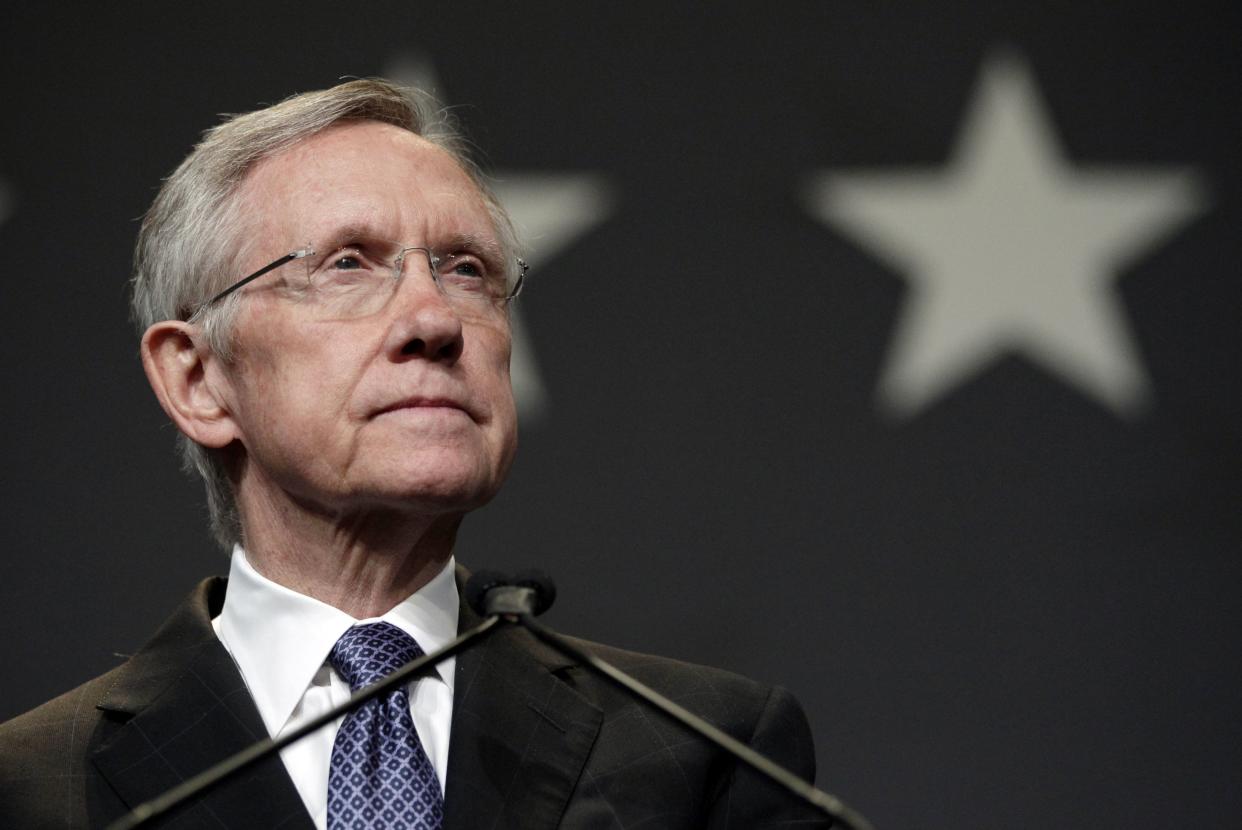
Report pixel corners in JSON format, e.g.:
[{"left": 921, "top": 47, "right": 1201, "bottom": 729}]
[{"left": 807, "top": 52, "right": 1206, "bottom": 418}]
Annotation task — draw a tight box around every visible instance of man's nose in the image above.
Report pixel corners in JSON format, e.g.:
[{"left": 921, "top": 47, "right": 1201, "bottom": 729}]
[{"left": 383, "top": 251, "right": 464, "bottom": 362}]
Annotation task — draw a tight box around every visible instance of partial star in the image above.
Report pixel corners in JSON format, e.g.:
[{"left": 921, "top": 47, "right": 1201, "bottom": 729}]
[
  {"left": 805, "top": 52, "right": 1206, "bottom": 418},
  {"left": 489, "top": 174, "right": 611, "bottom": 420},
  {"left": 385, "top": 54, "right": 614, "bottom": 421}
]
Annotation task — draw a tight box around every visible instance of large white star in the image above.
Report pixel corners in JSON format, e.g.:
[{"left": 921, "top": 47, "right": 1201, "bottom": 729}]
[
  {"left": 385, "top": 55, "right": 614, "bottom": 421},
  {"left": 805, "top": 52, "right": 1206, "bottom": 418}
]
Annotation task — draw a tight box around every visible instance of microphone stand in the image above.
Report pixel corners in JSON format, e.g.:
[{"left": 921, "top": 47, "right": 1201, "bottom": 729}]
[
  {"left": 106, "top": 615, "right": 503, "bottom": 830},
  {"left": 109, "top": 577, "right": 875, "bottom": 830},
  {"left": 514, "top": 612, "right": 876, "bottom": 830}
]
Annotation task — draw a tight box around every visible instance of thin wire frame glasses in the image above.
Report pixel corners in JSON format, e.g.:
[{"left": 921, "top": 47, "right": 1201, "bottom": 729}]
[{"left": 188, "top": 239, "right": 527, "bottom": 322}]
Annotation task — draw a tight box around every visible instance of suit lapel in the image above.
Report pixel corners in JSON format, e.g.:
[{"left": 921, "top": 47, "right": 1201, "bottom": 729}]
[
  {"left": 91, "top": 578, "right": 314, "bottom": 830},
  {"left": 443, "top": 570, "right": 603, "bottom": 830}
]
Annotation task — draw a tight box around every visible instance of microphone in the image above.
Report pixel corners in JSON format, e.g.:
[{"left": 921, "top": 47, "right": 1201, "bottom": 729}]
[{"left": 465, "top": 569, "right": 556, "bottom": 616}]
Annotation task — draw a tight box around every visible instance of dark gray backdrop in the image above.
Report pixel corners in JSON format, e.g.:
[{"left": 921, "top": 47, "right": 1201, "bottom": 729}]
[{"left": 3, "top": 3, "right": 1239, "bottom": 828}]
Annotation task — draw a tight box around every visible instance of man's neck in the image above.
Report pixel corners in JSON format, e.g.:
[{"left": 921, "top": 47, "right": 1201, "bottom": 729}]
[{"left": 236, "top": 483, "right": 461, "bottom": 619}]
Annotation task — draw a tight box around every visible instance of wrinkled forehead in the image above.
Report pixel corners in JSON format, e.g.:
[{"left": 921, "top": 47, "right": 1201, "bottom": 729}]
[{"left": 232, "top": 121, "right": 498, "bottom": 267}]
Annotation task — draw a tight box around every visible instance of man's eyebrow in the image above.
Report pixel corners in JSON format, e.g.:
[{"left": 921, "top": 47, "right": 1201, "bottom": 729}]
[
  {"left": 441, "top": 232, "right": 504, "bottom": 258},
  {"left": 315, "top": 223, "right": 386, "bottom": 249}
]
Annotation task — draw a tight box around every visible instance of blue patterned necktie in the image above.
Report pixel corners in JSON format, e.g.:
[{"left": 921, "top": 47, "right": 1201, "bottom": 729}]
[{"left": 327, "top": 622, "right": 444, "bottom": 829}]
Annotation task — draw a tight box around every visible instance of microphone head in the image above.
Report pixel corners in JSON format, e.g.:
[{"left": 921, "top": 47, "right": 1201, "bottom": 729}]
[
  {"left": 512, "top": 570, "right": 557, "bottom": 616},
  {"left": 463, "top": 569, "right": 557, "bottom": 617},
  {"left": 464, "top": 570, "right": 512, "bottom": 617}
]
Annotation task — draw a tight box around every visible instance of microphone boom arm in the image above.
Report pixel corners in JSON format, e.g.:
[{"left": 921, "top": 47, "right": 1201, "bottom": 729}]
[{"left": 108, "top": 572, "right": 874, "bottom": 830}]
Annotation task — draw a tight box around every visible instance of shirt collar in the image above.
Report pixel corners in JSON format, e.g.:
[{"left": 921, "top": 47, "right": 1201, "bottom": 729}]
[{"left": 214, "top": 546, "right": 459, "bottom": 737}]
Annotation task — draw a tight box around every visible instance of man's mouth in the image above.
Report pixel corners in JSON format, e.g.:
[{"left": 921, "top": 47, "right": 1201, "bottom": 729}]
[{"left": 376, "top": 397, "right": 474, "bottom": 421}]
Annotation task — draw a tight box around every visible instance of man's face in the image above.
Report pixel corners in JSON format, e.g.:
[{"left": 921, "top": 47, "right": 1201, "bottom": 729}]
[{"left": 214, "top": 120, "right": 518, "bottom": 520}]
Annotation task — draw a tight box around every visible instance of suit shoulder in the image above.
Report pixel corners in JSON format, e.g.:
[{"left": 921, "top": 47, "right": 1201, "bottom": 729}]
[
  {"left": 565, "top": 636, "right": 770, "bottom": 693},
  {"left": 0, "top": 667, "right": 133, "bottom": 827},
  {"left": 0, "top": 665, "right": 126, "bottom": 769},
  {"left": 557, "top": 635, "right": 803, "bottom": 737},
  {"left": 550, "top": 637, "right": 824, "bottom": 825}
]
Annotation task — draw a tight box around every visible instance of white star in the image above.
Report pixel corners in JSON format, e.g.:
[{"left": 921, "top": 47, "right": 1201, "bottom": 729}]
[
  {"left": 489, "top": 174, "right": 612, "bottom": 420},
  {"left": 385, "top": 55, "right": 614, "bottom": 421},
  {"left": 805, "top": 52, "right": 1207, "bottom": 418}
]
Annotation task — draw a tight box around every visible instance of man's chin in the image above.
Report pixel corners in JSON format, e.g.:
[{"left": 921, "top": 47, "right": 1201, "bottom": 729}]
[{"left": 349, "top": 470, "right": 503, "bottom": 517}]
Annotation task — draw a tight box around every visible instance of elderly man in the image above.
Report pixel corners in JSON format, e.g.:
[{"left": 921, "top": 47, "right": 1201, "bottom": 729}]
[{"left": 0, "top": 79, "right": 827, "bottom": 829}]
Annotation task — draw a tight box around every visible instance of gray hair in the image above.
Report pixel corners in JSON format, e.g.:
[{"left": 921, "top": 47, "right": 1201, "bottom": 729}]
[{"left": 130, "top": 78, "right": 519, "bottom": 549}]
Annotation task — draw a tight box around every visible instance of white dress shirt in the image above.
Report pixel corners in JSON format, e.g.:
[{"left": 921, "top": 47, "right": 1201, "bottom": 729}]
[{"left": 211, "top": 547, "right": 458, "bottom": 830}]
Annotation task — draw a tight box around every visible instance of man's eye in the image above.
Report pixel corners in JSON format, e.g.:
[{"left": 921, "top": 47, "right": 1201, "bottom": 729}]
[
  {"left": 441, "top": 254, "right": 486, "bottom": 279},
  {"left": 329, "top": 254, "right": 364, "bottom": 270},
  {"left": 311, "top": 247, "right": 386, "bottom": 293}
]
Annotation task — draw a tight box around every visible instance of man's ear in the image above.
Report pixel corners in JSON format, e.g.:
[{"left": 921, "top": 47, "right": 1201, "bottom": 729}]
[{"left": 141, "top": 321, "right": 238, "bottom": 449}]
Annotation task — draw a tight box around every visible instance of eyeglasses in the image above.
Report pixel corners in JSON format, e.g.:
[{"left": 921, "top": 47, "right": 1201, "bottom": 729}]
[{"left": 189, "top": 237, "right": 526, "bottom": 321}]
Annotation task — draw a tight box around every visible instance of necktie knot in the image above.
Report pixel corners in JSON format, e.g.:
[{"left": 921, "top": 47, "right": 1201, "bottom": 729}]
[{"left": 329, "top": 622, "right": 425, "bottom": 692}]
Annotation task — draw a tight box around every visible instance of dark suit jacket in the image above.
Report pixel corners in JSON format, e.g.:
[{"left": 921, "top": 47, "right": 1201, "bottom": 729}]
[{"left": 0, "top": 573, "right": 829, "bottom": 828}]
